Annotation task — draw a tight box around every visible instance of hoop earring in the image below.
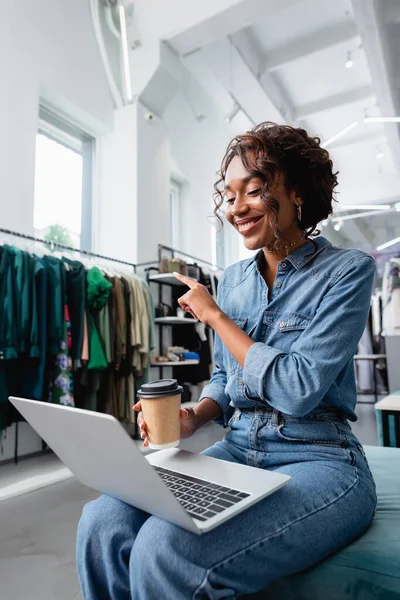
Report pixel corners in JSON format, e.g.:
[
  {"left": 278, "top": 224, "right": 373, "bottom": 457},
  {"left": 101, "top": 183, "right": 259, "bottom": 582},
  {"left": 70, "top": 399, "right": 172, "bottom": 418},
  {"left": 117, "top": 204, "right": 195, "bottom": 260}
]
[{"left": 297, "top": 204, "right": 302, "bottom": 223}]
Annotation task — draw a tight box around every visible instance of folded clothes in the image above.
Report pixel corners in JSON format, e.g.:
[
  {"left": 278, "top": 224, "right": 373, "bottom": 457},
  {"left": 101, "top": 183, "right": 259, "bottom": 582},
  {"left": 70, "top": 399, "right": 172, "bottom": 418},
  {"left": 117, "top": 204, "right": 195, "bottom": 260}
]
[{"left": 182, "top": 352, "right": 200, "bottom": 360}]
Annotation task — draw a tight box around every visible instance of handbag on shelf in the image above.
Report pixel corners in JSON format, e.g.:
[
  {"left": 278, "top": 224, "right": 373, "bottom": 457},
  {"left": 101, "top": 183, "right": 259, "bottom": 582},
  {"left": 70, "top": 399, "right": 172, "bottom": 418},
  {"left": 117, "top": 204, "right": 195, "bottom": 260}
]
[
  {"left": 155, "top": 302, "right": 174, "bottom": 318},
  {"left": 187, "top": 263, "right": 200, "bottom": 281}
]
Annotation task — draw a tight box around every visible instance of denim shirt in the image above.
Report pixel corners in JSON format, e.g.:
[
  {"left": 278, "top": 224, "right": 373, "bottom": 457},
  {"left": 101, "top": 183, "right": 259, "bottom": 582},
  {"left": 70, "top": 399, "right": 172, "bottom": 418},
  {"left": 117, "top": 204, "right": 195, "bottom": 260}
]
[{"left": 200, "top": 236, "right": 376, "bottom": 425}]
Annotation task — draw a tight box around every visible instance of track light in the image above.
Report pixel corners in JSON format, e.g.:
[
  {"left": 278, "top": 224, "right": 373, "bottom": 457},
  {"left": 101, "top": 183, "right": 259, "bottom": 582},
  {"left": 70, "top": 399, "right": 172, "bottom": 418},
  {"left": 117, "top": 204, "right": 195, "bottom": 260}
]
[
  {"left": 323, "top": 121, "right": 359, "bottom": 147},
  {"left": 345, "top": 50, "right": 353, "bottom": 69},
  {"left": 119, "top": 3, "right": 133, "bottom": 103},
  {"left": 339, "top": 204, "right": 391, "bottom": 211},
  {"left": 377, "top": 236, "right": 400, "bottom": 251},
  {"left": 376, "top": 151, "right": 384, "bottom": 159},
  {"left": 364, "top": 116, "right": 400, "bottom": 123}
]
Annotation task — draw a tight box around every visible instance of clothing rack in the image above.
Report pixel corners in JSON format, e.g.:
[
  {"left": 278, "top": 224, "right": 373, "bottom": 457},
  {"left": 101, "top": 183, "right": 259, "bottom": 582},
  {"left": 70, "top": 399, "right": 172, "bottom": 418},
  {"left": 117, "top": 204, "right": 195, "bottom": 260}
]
[
  {"left": 0, "top": 227, "right": 152, "bottom": 272},
  {"left": 0, "top": 227, "right": 156, "bottom": 464},
  {"left": 157, "top": 244, "right": 224, "bottom": 271}
]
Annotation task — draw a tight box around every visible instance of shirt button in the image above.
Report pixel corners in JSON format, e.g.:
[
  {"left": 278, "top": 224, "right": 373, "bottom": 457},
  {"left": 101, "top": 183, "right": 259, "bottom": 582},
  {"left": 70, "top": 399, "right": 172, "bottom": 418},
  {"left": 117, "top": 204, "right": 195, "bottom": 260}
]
[
  {"left": 238, "top": 379, "right": 243, "bottom": 385},
  {"left": 280, "top": 321, "right": 285, "bottom": 328},
  {"left": 276, "top": 282, "right": 282, "bottom": 288},
  {"left": 281, "top": 262, "right": 287, "bottom": 268}
]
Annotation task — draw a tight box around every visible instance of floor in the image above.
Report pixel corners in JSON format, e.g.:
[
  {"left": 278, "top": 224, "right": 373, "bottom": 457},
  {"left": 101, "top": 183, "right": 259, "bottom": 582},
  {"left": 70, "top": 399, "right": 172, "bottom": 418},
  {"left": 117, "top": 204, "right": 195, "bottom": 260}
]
[{"left": 0, "top": 397, "right": 380, "bottom": 600}]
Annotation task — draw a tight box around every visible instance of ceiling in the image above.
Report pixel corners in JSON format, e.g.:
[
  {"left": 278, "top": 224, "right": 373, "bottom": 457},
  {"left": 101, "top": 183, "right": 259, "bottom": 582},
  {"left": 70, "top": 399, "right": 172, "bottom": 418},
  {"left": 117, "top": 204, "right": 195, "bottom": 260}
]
[{"left": 164, "top": 0, "right": 400, "bottom": 255}]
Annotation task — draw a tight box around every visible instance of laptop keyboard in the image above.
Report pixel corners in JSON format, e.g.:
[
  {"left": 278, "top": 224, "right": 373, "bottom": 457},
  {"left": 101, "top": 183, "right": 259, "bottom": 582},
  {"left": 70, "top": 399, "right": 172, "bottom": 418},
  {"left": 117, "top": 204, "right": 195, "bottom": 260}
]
[{"left": 154, "top": 466, "right": 250, "bottom": 522}]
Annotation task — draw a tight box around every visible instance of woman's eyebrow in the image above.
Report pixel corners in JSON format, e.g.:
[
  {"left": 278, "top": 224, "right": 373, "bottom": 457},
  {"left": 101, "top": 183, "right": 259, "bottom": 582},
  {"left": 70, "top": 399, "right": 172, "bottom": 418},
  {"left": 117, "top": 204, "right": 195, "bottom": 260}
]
[{"left": 224, "top": 175, "right": 258, "bottom": 190}]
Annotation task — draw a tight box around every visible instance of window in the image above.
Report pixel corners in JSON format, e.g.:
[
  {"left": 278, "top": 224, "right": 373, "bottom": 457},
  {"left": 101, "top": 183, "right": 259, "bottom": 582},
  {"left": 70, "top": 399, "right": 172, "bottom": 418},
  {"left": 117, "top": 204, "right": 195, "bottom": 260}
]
[
  {"left": 170, "top": 180, "right": 181, "bottom": 249},
  {"left": 34, "top": 107, "right": 94, "bottom": 251}
]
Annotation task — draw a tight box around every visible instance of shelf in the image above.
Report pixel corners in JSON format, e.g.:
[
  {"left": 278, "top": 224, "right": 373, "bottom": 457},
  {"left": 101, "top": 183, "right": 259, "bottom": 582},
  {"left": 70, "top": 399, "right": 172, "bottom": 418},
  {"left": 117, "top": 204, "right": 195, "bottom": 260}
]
[
  {"left": 155, "top": 317, "right": 198, "bottom": 325},
  {"left": 149, "top": 273, "right": 187, "bottom": 286},
  {"left": 151, "top": 360, "right": 200, "bottom": 367}
]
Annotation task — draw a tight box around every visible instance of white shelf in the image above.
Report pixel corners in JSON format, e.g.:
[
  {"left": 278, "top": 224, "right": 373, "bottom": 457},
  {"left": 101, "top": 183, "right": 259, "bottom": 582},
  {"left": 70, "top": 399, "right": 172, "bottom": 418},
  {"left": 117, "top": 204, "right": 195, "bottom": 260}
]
[
  {"left": 151, "top": 360, "right": 200, "bottom": 367},
  {"left": 149, "top": 273, "right": 186, "bottom": 286},
  {"left": 155, "top": 317, "right": 198, "bottom": 325}
]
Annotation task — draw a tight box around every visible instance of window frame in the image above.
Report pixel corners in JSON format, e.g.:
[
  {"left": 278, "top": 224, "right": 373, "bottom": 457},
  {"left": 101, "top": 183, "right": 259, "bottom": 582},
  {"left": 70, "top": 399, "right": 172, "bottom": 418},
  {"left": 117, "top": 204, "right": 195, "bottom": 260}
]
[{"left": 36, "top": 106, "right": 95, "bottom": 251}]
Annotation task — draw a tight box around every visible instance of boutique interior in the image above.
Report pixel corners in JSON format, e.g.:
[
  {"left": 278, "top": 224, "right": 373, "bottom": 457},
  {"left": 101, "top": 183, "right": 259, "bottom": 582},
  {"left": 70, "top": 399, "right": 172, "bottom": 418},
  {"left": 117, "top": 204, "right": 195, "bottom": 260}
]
[{"left": 1, "top": 1, "right": 400, "bottom": 599}]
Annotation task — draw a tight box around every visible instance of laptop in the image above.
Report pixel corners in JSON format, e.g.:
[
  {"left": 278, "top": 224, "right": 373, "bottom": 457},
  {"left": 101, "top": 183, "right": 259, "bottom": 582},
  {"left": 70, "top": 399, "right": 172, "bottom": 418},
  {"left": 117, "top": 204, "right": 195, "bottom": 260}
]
[{"left": 9, "top": 397, "right": 290, "bottom": 535}]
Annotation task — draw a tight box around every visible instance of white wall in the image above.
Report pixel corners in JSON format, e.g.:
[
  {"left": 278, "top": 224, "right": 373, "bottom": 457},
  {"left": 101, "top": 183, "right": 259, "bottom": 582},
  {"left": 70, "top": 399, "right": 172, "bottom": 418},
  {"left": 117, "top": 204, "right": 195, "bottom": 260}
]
[
  {"left": 164, "top": 89, "right": 238, "bottom": 265},
  {"left": 0, "top": 0, "right": 114, "bottom": 235}
]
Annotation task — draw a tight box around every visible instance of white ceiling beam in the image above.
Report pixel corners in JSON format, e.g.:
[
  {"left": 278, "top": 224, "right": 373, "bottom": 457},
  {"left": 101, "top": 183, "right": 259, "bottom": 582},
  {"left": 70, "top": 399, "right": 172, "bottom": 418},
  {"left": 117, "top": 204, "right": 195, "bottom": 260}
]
[
  {"left": 351, "top": 0, "right": 400, "bottom": 169},
  {"left": 230, "top": 30, "right": 295, "bottom": 123},
  {"left": 295, "top": 85, "right": 374, "bottom": 119},
  {"left": 138, "top": 0, "right": 301, "bottom": 57},
  {"left": 262, "top": 21, "right": 358, "bottom": 74},
  {"left": 201, "top": 36, "right": 286, "bottom": 125},
  {"left": 327, "top": 128, "right": 384, "bottom": 150}
]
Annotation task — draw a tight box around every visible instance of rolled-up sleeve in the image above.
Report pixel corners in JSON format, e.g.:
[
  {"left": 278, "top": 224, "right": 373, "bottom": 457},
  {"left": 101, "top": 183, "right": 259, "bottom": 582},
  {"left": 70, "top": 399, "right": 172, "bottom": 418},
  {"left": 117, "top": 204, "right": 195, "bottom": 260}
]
[
  {"left": 243, "top": 255, "right": 376, "bottom": 416},
  {"left": 199, "top": 329, "right": 232, "bottom": 427},
  {"left": 199, "top": 274, "right": 232, "bottom": 427}
]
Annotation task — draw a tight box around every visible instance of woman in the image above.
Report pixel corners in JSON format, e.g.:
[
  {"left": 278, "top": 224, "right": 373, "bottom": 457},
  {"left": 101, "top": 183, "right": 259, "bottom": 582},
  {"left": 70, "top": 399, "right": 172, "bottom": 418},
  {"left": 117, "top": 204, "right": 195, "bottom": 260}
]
[{"left": 77, "top": 123, "right": 377, "bottom": 599}]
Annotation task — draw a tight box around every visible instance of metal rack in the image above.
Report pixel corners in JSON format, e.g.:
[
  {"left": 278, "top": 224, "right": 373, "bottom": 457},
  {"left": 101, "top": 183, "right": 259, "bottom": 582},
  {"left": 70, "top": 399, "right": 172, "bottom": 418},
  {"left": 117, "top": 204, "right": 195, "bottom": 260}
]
[{"left": 0, "top": 227, "right": 157, "bottom": 272}]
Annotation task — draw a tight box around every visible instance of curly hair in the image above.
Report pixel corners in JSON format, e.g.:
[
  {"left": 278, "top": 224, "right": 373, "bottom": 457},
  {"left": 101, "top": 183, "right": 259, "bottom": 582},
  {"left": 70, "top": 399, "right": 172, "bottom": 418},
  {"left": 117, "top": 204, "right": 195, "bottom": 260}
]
[{"left": 213, "top": 122, "right": 338, "bottom": 248}]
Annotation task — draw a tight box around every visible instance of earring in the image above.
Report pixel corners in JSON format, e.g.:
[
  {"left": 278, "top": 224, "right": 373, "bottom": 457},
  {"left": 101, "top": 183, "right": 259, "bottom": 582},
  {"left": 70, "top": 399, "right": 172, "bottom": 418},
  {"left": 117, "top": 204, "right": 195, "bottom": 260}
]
[{"left": 297, "top": 204, "right": 302, "bottom": 223}]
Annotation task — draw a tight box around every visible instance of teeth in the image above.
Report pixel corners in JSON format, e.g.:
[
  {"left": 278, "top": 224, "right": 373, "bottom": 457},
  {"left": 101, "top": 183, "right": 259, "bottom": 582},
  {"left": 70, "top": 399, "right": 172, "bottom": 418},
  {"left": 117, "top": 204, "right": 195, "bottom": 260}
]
[{"left": 237, "top": 219, "right": 259, "bottom": 232}]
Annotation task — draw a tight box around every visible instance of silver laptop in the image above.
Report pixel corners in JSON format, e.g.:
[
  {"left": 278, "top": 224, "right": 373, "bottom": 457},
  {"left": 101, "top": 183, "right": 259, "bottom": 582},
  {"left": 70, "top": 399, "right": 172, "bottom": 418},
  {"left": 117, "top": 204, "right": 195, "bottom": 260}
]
[{"left": 9, "top": 397, "right": 290, "bottom": 535}]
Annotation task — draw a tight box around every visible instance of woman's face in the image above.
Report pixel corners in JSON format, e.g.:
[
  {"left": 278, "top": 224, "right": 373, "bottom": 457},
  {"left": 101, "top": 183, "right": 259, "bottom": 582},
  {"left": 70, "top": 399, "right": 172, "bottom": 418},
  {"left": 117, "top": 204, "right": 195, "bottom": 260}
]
[{"left": 224, "top": 155, "right": 302, "bottom": 251}]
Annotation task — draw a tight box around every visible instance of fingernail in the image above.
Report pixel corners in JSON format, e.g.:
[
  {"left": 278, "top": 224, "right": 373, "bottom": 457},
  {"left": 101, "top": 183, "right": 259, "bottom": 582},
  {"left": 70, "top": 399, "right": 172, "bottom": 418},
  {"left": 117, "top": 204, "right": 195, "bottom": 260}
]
[
  {"left": 182, "top": 408, "right": 189, "bottom": 416},
  {"left": 141, "top": 432, "right": 145, "bottom": 438}
]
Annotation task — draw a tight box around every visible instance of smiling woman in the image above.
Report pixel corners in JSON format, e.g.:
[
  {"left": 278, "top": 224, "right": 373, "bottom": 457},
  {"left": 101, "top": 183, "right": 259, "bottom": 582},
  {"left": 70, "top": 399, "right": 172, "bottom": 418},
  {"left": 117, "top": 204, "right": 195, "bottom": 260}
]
[
  {"left": 214, "top": 121, "right": 338, "bottom": 253},
  {"left": 77, "top": 120, "right": 378, "bottom": 600}
]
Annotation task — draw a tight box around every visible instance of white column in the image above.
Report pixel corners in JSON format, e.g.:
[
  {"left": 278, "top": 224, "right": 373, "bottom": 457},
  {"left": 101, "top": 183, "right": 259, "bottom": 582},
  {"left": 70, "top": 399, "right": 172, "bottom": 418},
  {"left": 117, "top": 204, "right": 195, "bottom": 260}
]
[{"left": 96, "top": 101, "right": 171, "bottom": 265}]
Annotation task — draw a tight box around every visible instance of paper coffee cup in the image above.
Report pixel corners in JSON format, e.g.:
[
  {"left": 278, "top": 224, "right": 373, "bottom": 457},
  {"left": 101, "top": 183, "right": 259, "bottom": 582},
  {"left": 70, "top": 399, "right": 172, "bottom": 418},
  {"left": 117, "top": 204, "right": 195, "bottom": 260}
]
[{"left": 136, "top": 379, "right": 183, "bottom": 449}]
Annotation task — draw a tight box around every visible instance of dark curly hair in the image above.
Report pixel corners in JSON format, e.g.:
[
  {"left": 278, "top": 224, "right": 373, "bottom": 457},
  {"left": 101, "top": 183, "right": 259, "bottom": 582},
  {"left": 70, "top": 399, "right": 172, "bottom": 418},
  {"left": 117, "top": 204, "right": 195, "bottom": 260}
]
[{"left": 213, "top": 122, "right": 338, "bottom": 248}]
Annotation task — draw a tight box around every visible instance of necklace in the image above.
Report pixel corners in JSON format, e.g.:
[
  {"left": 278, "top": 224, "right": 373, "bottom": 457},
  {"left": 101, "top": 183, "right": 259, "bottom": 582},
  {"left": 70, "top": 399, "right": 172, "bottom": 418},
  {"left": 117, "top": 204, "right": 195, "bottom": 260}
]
[{"left": 264, "top": 233, "right": 306, "bottom": 254}]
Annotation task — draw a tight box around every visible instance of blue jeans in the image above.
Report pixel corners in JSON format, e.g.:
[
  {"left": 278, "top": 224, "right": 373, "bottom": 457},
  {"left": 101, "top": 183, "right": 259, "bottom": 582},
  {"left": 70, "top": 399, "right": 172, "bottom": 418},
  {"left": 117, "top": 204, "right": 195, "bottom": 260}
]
[{"left": 76, "top": 408, "right": 377, "bottom": 599}]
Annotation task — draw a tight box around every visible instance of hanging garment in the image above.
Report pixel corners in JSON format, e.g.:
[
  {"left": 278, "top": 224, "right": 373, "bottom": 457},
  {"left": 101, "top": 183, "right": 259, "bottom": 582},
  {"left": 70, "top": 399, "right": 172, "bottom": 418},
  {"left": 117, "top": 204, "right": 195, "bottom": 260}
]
[
  {"left": 48, "top": 263, "right": 74, "bottom": 407},
  {"left": 64, "top": 257, "right": 86, "bottom": 366},
  {"left": 86, "top": 267, "right": 112, "bottom": 371},
  {"left": 20, "top": 255, "right": 48, "bottom": 399},
  {"left": 43, "top": 255, "right": 64, "bottom": 356}
]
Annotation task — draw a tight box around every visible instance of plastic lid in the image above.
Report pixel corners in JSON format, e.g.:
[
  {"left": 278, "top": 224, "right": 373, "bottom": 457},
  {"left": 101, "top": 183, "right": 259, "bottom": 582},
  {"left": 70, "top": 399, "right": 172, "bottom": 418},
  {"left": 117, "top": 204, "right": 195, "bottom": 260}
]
[{"left": 136, "top": 379, "right": 183, "bottom": 399}]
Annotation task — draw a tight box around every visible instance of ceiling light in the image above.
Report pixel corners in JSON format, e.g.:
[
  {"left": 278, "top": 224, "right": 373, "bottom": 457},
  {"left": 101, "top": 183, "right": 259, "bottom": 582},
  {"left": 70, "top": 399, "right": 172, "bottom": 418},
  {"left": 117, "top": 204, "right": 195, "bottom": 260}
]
[
  {"left": 364, "top": 116, "right": 400, "bottom": 123},
  {"left": 119, "top": 3, "right": 133, "bottom": 103},
  {"left": 345, "top": 50, "right": 353, "bottom": 69},
  {"left": 334, "top": 220, "right": 343, "bottom": 232},
  {"left": 376, "top": 151, "right": 384, "bottom": 159},
  {"left": 225, "top": 102, "right": 240, "bottom": 123},
  {"left": 339, "top": 204, "right": 391, "bottom": 211},
  {"left": 323, "top": 120, "right": 359, "bottom": 147},
  {"left": 377, "top": 236, "right": 400, "bottom": 251}
]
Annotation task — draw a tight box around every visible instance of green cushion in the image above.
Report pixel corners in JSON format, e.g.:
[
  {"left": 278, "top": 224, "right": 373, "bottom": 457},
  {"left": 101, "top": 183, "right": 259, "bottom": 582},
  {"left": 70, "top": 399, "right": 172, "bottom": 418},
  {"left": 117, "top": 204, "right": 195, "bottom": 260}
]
[{"left": 252, "top": 446, "right": 400, "bottom": 599}]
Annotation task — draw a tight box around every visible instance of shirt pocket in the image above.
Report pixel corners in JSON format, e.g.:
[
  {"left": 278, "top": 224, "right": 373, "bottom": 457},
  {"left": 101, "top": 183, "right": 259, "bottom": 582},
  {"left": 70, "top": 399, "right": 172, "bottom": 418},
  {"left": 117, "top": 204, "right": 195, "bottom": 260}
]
[
  {"left": 263, "top": 311, "right": 312, "bottom": 353},
  {"left": 224, "top": 316, "right": 254, "bottom": 376}
]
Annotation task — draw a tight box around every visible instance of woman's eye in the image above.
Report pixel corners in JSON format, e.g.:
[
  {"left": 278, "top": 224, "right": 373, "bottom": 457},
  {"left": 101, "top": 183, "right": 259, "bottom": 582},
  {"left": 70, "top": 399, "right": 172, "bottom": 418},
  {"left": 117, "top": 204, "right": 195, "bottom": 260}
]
[
  {"left": 247, "top": 188, "right": 261, "bottom": 196},
  {"left": 226, "top": 197, "right": 235, "bottom": 204}
]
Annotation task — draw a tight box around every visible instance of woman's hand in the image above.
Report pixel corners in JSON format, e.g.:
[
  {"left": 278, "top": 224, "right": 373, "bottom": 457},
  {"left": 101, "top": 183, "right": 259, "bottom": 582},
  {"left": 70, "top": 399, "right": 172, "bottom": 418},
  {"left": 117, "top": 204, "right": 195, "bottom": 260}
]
[
  {"left": 173, "top": 272, "right": 223, "bottom": 326},
  {"left": 133, "top": 402, "right": 200, "bottom": 448}
]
